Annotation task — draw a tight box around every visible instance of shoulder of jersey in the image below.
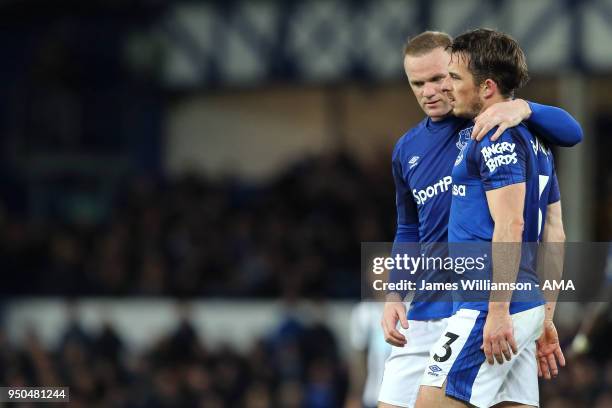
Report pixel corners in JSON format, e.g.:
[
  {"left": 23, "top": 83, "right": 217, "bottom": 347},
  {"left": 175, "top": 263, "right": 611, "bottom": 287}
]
[
  {"left": 393, "top": 118, "right": 429, "bottom": 154},
  {"left": 477, "top": 124, "right": 525, "bottom": 146},
  {"left": 505, "top": 124, "right": 533, "bottom": 145}
]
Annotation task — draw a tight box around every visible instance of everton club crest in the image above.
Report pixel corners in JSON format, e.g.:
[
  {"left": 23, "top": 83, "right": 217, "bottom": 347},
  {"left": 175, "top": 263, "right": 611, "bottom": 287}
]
[{"left": 456, "top": 126, "right": 473, "bottom": 151}]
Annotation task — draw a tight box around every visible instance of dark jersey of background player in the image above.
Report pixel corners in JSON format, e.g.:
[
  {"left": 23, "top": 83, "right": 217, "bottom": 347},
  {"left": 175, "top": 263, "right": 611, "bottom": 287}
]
[
  {"left": 391, "top": 102, "right": 580, "bottom": 321},
  {"left": 448, "top": 123, "right": 559, "bottom": 313}
]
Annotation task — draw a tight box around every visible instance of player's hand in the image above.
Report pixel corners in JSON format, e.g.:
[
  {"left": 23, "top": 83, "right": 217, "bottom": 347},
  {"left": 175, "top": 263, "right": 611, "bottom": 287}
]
[
  {"left": 381, "top": 296, "right": 409, "bottom": 347},
  {"left": 472, "top": 99, "right": 531, "bottom": 142},
  {"left": 536, "top": 319, "right": 566, "bottom": 379},
  {"left": 482, "top": 307, "right": 518, "bottom": 364}
]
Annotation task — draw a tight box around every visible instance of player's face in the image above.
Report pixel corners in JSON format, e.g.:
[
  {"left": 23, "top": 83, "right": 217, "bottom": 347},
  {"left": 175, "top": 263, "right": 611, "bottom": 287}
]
[
  {"left": 404, "top": 48, "right": 453, "bottom": 121},
  {"left": 441, "top": 52, "right": 483, "bottom": 119}
]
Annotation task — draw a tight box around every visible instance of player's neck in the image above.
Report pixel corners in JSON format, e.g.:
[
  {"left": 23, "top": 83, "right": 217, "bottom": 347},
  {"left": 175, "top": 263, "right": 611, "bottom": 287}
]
[
  {"left": 429, "top": 113, "right": 453, "bottom": 122},
  {"left": 479, "top": 94, "right": 510, "bottom": 114}
]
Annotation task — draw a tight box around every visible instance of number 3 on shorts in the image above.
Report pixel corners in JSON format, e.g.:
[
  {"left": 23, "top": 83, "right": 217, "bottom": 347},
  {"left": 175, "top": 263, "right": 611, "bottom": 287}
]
[{"left": 433, "top": 332, "right": 459, "bottom": 362}]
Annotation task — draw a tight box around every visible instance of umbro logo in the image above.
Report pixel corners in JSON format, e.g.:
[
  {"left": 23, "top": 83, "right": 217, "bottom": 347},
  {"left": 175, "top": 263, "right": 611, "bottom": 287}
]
[
  {"left": 427, "top": 364, "right": 443, "bottom": 377},
  {"left": 408, "top": 156, "right": 420, "bottom": 169}
]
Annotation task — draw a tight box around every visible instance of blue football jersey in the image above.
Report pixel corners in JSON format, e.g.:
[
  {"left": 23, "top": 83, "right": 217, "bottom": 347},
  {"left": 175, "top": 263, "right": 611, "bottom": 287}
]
[
  {"left": 448, "top": 124, "right": 560, "bottom": 314},
  {"left": 392, "top": 104, "right": 575, "bottom": 321},
  {"left": 392, "top": 116, "right": 471, "bottom": 320}
]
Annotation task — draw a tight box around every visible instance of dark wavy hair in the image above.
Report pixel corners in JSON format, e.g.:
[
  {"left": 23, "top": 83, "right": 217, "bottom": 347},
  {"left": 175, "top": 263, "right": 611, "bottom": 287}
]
[{"left": 450, "top": 28, "right": 529, "bottom": 98}]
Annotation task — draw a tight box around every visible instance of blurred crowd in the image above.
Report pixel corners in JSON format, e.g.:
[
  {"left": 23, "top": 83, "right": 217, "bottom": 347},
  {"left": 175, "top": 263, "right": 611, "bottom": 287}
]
[
  {"left": 1, "top": 305, "right": 611, "bottom": 408},
  {"left": 1, "top": 310, "right": 349, "bottom": 408},
  {"left": 0, "top": 152, "right": 394, "bottom": 298},
  {"left": 0, "top": 146, "right": 609, "bottom": 407}
]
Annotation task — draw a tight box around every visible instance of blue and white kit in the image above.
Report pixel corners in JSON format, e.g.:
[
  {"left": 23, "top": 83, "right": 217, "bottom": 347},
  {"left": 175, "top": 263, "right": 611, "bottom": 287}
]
[
  {"left": 378, "top": 103, "right": 579, "bottom": 408},
  {"left": 420, "top": 123, "right": 560, "bottom": 408}
]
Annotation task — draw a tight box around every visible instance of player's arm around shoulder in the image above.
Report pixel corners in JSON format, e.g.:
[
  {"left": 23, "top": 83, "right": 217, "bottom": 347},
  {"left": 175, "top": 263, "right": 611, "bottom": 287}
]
[
  {"left": 472, "top": 99, "right": 583, "bottom": 147},
  {"left": 471, "top": 98, "right": 532, "bottom": 142},
  {"left": 522, "top": 101, "right": 583, "bottom": 147}
]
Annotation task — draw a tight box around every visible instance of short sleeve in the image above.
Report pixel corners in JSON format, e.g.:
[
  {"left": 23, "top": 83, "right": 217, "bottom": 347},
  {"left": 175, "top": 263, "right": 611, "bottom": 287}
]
[{"left": 475, "top": 129, "right": 528, "bottom": 191}]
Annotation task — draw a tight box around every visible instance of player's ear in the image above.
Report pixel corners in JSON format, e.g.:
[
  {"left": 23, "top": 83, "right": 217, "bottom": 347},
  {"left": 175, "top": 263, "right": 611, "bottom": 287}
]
[{"left": 481, "top": 79, "right": 497, "bottom": 99}]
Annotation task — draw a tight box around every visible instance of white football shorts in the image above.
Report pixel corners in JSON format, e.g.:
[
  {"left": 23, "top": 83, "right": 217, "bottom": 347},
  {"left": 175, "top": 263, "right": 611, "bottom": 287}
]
[
  {"left": 420, "top": 305, "right": 544, "bottom": 408},
  {"left": 378, "top": 318, "right": 448, "bottom": 407}
]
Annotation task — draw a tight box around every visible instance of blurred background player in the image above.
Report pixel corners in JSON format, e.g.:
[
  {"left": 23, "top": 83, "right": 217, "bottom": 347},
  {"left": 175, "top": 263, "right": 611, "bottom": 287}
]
[
  {"left": 347, "top": 300, "right": 391, "bottom": 408},
  {"left": 569, "top": 246, "right": 612, "bottom": 360}
]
